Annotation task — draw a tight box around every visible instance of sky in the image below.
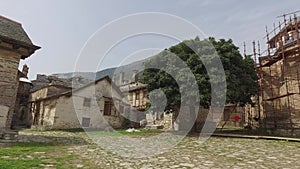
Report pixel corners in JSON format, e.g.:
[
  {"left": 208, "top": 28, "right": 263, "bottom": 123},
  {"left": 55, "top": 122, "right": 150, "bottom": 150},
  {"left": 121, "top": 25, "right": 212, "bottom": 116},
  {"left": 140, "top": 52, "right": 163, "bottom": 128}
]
[{"left": 1, "top": 0, "right": 299, "bottom": 79}]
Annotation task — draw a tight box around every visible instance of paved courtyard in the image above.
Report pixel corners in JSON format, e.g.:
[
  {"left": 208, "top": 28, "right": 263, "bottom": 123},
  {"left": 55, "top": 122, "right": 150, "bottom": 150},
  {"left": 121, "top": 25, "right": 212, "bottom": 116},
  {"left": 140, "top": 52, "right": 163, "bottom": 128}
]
[{"left": 1, "top": 130, "right": 300, "bottom": 169}]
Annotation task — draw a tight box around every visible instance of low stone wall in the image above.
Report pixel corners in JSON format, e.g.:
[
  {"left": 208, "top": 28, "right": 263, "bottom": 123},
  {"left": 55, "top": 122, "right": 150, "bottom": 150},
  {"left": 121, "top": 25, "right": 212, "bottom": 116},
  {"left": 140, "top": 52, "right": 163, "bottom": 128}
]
[
  {"left": 0, "top": 130, "right": 18, "bottom": 142},
  {"left": 266, "top": 128, "right": 300, "bottom": 137}
]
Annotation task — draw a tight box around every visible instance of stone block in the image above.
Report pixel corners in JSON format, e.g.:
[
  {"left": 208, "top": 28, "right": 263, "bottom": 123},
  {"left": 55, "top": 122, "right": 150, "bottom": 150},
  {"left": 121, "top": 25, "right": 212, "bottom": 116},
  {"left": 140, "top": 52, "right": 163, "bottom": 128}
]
[
  {"left": 145, "top": 124, "right": 164, "bottom": 130},
  {"left": 0, "top": 105, "right": 9, "bottom": 128}
]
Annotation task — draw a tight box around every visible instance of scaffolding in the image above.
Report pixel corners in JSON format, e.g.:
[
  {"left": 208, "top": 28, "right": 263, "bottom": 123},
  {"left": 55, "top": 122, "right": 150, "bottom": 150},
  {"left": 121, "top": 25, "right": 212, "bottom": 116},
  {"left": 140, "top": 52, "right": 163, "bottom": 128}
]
[{"left": 256, "top": 11, "right": 300, "bottom": 133}]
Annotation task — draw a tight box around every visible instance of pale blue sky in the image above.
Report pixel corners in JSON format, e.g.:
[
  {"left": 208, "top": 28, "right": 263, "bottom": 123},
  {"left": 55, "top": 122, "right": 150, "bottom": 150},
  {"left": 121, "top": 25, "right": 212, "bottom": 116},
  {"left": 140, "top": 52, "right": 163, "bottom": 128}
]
[{"left": 1, "top": 0, "right": 299, "bottom": 79}]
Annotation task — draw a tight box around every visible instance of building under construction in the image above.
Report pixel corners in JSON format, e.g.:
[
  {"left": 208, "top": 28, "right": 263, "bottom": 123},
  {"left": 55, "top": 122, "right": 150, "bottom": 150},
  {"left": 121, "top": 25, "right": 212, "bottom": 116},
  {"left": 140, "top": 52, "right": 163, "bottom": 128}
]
[{"left": 257, "top": 11, "right": 300, "bottom": 135}]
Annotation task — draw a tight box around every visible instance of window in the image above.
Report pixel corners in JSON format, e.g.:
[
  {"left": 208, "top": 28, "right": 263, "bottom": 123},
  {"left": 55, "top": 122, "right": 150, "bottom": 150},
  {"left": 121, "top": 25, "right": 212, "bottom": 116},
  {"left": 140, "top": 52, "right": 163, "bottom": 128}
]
[
  {"left": 83, "top": 97, "right": 91, "bottom": 107},
  {"left": 104, "top": 100, "right": 112, "bottom": 116},
  {"left": 103, "top": 98, "right": 119, "bottom": 116},
  {"left": 82, "top": 117, "right": 90, "bottom": 127}
]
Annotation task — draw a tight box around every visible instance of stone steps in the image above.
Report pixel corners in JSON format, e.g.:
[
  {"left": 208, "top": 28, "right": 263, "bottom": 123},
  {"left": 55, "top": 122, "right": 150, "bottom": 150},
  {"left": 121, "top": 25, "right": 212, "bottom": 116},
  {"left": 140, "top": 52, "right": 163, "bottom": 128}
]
[
  {"left": 145, "top": 124, "right": 164, "bottom": 130},
  {"left": 0, "top": 130, "right": 18, "bottom": 143}
]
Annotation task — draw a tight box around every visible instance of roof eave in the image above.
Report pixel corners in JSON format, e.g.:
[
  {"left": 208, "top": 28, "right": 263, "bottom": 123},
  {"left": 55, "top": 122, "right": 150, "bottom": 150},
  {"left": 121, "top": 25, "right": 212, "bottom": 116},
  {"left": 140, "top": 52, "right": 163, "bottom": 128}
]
[
  {"left": 21, "top": 44, "right": 41, "bottom": 59},
  {"left": 0, "top": 35, "right": 41, "bottom": 59}
]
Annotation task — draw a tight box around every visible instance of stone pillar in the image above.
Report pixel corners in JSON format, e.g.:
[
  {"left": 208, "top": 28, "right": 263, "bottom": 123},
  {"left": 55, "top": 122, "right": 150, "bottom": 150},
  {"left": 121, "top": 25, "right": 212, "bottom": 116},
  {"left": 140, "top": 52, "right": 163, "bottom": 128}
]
[
  {"left": 0, "top": 52, "right": 20, "bottom": 131},
  {"left": 119, "top": 71, "right": 124, "bottom": 85},
  {"left": 132, "top": 92, "right": 136, "bottom": 107},
  {"left": 112, "top": 74, "right": 117, "bottom": 85}
]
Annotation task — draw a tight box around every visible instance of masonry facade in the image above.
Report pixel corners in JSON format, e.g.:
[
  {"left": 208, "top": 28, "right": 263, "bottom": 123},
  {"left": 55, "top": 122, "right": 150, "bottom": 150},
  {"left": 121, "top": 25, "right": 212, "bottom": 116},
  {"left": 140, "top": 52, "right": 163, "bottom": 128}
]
[
  {"left": 30, "top": 76, "right": 127, "bottom": 130},
  {"left": 257, "top": 15, "right": 300, "bottom": 135},
  {"left": 0, "top": 16, "right": 40, "bottom": 134},
  {"left": 118, "top": 71, "right": 148, "bottom": 127},
  {"left": 12, "top": 65, "right": 33, "bottom": 128}
]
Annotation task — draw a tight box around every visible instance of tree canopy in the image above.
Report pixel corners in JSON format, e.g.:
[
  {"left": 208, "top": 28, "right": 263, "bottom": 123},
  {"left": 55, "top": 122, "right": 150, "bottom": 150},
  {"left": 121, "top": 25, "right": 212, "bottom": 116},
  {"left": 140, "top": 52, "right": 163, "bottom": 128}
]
[{"left": 142, "top": 37, "right": 258, "bottom": 112}]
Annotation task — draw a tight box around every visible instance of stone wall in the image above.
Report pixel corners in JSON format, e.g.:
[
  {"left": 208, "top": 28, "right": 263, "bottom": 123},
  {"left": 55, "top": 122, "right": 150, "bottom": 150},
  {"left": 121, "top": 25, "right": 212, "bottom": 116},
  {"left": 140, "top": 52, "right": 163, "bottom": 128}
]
[
  {"left": 30, "top": 87, "right": 48, "bottom": 102},
  {"left": 0, "top": 50, "right": 20, "bottom": 130},
  {"left": 172, "top": 106, "right": 246, "bottom": 132},
  {"left": 13, "top": 81, "right": 32, "bottom": 128},
  {"left": 68, "top": 78, "right": 125, "bottom": 129},
  {"left": 50, "top": 96, "right": 80, "bottom": 130},
  {"left": 219, "top": 105, "right": 245, "bottom": 127},
  {"left": 147, "top": 112, "right": 172, "bottom": 130}
]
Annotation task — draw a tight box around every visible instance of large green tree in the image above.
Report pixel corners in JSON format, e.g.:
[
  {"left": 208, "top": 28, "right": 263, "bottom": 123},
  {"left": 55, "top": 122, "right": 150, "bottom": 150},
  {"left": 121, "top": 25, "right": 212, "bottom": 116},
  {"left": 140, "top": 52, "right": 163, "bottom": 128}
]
[{"left": 142, "top": 37, "right": 258, "bottom": 114}]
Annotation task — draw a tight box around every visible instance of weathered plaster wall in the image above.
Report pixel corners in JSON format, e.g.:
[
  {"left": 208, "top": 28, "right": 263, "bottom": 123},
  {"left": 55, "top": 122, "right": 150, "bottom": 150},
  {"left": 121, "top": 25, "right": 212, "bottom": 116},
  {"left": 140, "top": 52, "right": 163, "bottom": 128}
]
[
  {"left": 31, "top": 87, "right": 48, "bottom": 102},
  {"left": 32, "top": 78, "right": 126, "bottom": 130},
  {"left": 52, "top": 96, "right": 80, "bottom": 129},
  {"left": 68, "top": 79, "right": 125, "bottom": 129}
]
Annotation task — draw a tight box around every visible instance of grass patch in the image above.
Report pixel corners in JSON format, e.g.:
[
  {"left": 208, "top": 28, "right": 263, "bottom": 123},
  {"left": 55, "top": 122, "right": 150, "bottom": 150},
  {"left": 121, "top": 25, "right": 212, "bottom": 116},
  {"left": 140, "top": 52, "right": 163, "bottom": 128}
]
[
  {"left": 0, "top": 142, "right": 54, "bottom": 169},
  {"left": 0, "top": 159, "right": 43, "bottom": 169},
  {"left": 0, "top": 142, "right": 54, "bottom": 156},
  {"left": 0, "top": 142, "right": 79, "bottom": 169}
]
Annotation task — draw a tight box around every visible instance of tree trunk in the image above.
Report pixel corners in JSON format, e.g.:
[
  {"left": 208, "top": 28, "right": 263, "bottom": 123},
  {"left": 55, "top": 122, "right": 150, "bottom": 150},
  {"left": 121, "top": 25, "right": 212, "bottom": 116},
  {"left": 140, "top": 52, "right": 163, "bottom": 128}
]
[{"left": 172, "top": 106, "right": 180, "bottom": 131}]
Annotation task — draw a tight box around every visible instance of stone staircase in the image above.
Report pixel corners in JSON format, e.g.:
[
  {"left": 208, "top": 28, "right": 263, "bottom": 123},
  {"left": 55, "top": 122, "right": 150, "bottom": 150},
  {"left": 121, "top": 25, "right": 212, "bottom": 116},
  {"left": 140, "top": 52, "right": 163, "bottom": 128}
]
[{"left": 0, "top": 130, "right": 18, "bottom": 143}]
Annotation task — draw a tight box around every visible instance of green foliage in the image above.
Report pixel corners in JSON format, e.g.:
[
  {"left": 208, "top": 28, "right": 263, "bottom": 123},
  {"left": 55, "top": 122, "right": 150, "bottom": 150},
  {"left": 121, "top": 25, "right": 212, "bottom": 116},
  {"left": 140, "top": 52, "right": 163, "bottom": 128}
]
[
  {"left": 210, "top": 38, "right": 258, "bottom": 106},
  {"left": 142, "top": 37, "right": 258, "bottom": 110}
]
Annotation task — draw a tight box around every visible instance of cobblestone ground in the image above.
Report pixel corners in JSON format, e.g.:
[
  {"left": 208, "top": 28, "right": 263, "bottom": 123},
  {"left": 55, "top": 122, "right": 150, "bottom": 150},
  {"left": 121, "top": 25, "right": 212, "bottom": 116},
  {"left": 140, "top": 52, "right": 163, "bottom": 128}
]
[{"left": 11, "top": 130, "right": 300, "bottom": 168}]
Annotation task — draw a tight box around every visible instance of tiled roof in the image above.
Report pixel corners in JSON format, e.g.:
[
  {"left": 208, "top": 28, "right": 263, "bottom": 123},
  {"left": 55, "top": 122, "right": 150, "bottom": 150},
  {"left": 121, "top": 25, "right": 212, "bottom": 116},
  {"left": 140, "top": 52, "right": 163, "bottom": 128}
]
[{"left": 0, "top": 16, "right": 34, "bottom": 46}]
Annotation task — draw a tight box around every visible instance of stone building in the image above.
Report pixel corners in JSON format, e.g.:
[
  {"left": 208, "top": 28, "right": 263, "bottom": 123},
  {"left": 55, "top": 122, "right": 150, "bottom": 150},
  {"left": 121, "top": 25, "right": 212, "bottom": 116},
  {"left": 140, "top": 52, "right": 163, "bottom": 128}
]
[
  {"left": 257, "top": 14, "right": 300, "bottom": 135},
  {"left": 120, "top": 82, "right": 148, "bottom": 111},
  {"left": 12, "top": 65, "right": 33, "bottom": 129},
  {"left": 29, "top": 76, "right": 128, "bottom": 130},
  {"left": 119, "top": 71, "right": 148, "bottom": 127},
  {"left": 30, "top": 84, "right": 72, "bottom": 102},
  {"left": 0, "top": 16, "right": 40, "bottom": 135}
]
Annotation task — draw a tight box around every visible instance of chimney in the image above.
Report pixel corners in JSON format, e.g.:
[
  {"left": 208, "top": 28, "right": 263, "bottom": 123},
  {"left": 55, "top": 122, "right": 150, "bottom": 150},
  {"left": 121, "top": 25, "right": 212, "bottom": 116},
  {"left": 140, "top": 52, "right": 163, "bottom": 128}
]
[
  {"left": 22, "top": 64, "right": 29, "bottom": 77},
  {"left": 119, "top": 71, "right": 124, "bottom": 85},
  {"left": 132, "top": 70, "right": 138, "bottom": 83},
  {"left": 112, "top": 74, "right": 117, "bottom": 85}
]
